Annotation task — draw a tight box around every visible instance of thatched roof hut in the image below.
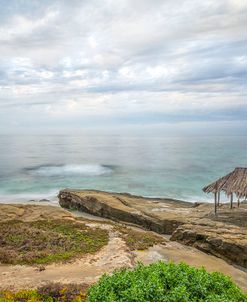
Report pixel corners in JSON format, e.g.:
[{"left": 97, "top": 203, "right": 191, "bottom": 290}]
[{"left": 203, "top": 167, "right": 247, "bottom": 214}]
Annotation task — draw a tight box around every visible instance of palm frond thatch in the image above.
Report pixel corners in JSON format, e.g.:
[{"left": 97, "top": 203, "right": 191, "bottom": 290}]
[{"left": 203, "top": 167, "right": 247, "bottom": 198}]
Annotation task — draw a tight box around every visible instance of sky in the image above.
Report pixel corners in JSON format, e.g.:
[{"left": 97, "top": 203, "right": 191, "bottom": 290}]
[{"left": 0, "top": 0, "right": 247, "bottom": 135}]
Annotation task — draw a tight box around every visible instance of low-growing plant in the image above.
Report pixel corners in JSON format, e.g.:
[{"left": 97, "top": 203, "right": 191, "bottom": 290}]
[
  {"left": 0, "top": 283, "right": 88, "bottom": 302},
  {"left": 0, "top": 219, "right": 108, "bottom": 265},
  {"left": 114, "top": 225, "right": 166, "bottom": 250},
  {"left": 38, "top": 282, "right": 88, "bottom": 301},
  {"left": 87, "top": 262, "right": 247, "bottom": 302}
]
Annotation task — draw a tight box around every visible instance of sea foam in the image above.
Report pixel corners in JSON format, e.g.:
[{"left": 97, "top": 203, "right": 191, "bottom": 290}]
[{"left": 27, "top": 164, "right": 113, "bottom": 177}]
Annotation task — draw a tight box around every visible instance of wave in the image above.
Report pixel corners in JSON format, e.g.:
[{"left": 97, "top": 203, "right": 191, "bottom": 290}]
[{"left": 25, "top": 164, "right": 113, "bottom": 177}]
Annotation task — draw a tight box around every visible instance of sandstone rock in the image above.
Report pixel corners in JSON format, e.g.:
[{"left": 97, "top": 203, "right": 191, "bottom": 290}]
[
  {"left": 171, "top": 222, "right": 247, "bottom": 268},
  {"left": 58, "top": 190, "right": 191, "bottom": 234},
  {"left": 58, "top": 189, "right": 247, "bottom": 268}
]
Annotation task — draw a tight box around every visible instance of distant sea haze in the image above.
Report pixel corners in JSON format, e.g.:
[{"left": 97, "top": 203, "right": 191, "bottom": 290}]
[{"left": 0, "top": 135, "right": 246, "bottom": 204}]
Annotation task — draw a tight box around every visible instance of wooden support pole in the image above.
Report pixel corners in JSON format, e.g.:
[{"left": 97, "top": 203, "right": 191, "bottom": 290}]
[
  {"left": 217, "top": 191, "right": 220, "bottom": 206},
  {"left": 214, "top": 191, "right": 217, "bottom": 215},
  {"left": 230, "top": 193, "right": 233, "bottom": 209},
  {"left": 237, "top": 197, "right": 240, "bottom": 208}
]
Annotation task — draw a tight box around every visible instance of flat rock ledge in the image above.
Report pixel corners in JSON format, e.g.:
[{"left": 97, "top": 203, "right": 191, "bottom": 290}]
[{"left": 58, "top": 189, "right": 247, "bottom": 269}]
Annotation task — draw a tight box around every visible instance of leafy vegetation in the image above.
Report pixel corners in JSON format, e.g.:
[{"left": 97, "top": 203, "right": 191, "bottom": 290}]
[
  {"left": 114, "top": 225, "right": 166, "bottom": 250},
  {"left": 0, "top": 219, "right": 108, "bottom": 265},
  {"left": 0, "top": 283, "right": 88, "bottom": 302},
  {"left": 1, "top": 262, "right": 246, "bottom": 301},
  {"left": 88, "top": 262, "right": 247, "bottom": 302}
]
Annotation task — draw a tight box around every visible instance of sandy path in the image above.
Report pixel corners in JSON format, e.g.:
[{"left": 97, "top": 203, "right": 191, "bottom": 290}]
[{"left": 0, "top": 228, "right": 134, "bottom": 290}]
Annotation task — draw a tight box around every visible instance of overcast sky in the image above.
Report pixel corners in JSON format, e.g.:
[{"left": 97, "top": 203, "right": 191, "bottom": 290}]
[{"left": 0, "top": 0, "right": 247, "bottom": 135}]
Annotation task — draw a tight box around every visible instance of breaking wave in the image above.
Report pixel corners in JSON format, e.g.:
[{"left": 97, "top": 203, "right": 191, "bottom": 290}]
[{"left": 25, "top": 164, "right": 113, "bottom": 177}]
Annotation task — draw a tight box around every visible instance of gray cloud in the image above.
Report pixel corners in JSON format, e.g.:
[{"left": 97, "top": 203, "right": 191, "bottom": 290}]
[{"left": 0, "top": 0, "right": 246, "bottom": 133}]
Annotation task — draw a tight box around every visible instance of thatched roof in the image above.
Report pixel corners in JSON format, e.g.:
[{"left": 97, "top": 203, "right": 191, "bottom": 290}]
[{"left": 203, "top": 167, "right": 247, "bottom": 198}]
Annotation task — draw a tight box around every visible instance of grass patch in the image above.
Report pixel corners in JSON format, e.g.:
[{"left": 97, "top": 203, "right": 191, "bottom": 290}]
[
  {"left": 0, "top": 283, "right": 88, "bottom": 302},
  {"left": 0, "top": 219, "right": 108, "bottom": 265},
  {"left": 76, "top": 217, "right": 166, "bottom": 251},
  {"left": 114, "top": 225, "right": 166, "bottom": 250},
  {"left": 88, "top": 262, "right": 247, "bottom": 302}
]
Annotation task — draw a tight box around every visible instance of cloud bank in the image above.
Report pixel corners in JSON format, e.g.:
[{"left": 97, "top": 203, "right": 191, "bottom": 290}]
[{"left": 0, "top": 0, "right": 246, "bottom": 134}]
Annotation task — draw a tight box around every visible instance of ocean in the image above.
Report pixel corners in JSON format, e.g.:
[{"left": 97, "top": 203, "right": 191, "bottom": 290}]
[{"left": 0, "top": 135, "right": 246, "bottom": 203}]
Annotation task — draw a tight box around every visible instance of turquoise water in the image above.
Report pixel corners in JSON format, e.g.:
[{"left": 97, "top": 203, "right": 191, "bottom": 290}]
[{"left": 0, "top": 135, "right": 246, "bottom": 203}]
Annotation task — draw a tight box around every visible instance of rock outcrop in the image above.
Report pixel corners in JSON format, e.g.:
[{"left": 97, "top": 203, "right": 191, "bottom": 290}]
[
  {"left": 58, "top": 189, "right": 247, "bottom": 268},
  {"left": 58, "top": 189, "right": 194, "bottom": 234},
  {"left": 170, "top": 220, "right": 247, "bottom": 268}
]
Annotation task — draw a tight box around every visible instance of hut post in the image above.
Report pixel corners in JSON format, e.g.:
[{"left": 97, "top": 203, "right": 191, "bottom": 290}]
[
  {"left": 217, "top": 191, "right": 220, "bottom": 206},
  {"left": 230, "top": 193, "right": 233, "bottom": 209},
  {"left": 202, "top": 167, "right": 247, "bottom": 214},
  {"left": 214, "top": 191, "right": 217, "bottom": 215}
]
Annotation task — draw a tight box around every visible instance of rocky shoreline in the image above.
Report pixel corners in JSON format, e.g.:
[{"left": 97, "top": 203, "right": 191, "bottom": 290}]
[
  {"left": 58, "top": 189, "right": 247, "bottom": 269},
  {"left": 0, "top": 202, "right": 247, "bottom": 293}
]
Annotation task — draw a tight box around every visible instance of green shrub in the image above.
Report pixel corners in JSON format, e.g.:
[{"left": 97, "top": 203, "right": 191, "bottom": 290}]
[
  {"left": 87, "top": 262, "right": 247, "bottom": 302},
  {"left": 1, "top": 263, "right": 246, "bottom": 301}
]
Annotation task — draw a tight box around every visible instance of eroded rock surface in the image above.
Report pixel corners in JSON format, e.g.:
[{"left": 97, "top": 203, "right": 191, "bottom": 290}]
[
  {"left": 59, "top": 189, "right": 247, "bottom": 268},
  {"left": 170, "top": 220, "right": 247, "bottom": 268}
]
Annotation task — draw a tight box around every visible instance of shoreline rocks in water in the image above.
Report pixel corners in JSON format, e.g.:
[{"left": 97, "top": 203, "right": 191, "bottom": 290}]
[{"left": 58, "top": 189, "right": 247, "bottom": 269}]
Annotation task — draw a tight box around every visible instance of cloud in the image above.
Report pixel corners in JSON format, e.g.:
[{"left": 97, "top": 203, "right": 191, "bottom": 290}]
[{"left": 0, "top": 0, "right": 246, "bottom": 133}]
